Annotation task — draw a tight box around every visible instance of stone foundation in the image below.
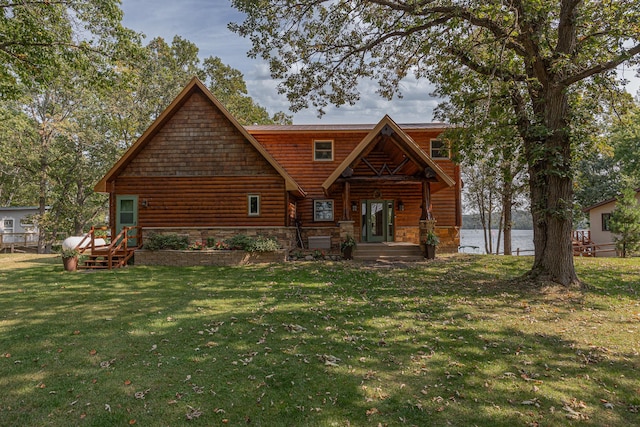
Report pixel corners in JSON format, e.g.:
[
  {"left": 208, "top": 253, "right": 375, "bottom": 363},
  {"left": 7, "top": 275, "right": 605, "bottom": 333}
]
[
  {"left": 135, "top": 249, "right": 287, "bottom": 267},
  {"left": 140, "top": 224, "right": 460, "bottom": 254},
  {"left": 142, "top": 227, "right": 296, "bottom": 250}
]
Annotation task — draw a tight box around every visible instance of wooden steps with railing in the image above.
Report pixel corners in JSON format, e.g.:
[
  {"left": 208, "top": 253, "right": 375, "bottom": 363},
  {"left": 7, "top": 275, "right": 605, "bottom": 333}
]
[
  {"left": 74, "top": 226, "right": 141, "bottom": 270},
  {"left": 572, "top": 230, "right": 597, "bottom": 257}
]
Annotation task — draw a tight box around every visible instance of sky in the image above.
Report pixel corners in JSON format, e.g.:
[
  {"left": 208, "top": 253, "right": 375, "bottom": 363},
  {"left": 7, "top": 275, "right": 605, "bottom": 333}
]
[{"left": 119, "top": 0, "right": 640, "bottom": 125}]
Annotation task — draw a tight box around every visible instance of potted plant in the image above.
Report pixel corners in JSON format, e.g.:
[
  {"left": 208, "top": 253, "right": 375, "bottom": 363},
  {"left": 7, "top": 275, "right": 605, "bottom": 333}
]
[
  {"left": 61, "top": 248, "right": 80, "bottom": 271},
  {"left": 341, "top": 235, "right": 357, "bottom": 260},
  {"left": 424, "top": 231, "right": 439, "bottom": 260}
]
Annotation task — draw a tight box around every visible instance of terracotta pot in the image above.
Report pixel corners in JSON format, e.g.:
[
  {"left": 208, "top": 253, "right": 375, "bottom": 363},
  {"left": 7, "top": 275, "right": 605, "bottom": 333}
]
[{"left": 62, "top": 256, "right": 78, "bottom": 272}]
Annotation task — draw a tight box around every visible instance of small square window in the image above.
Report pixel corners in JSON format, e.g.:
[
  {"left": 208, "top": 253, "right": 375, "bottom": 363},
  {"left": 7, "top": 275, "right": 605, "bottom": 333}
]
[
  {"left": 314, "top": 200, "right": 334, "bottom": 221},
  {"left": 20, "top": 218, "right": 34, "bottom": 228},
  {"left": 248, "top": 194, "right": 260, "bottom": 216},
  {"left": 314, "top": 140, "right": 333, "bottom": 161},
  {"left": 3, "top": 219, "right": 14, "bottom": 232},
  {"left": 602, "top": 213, "right": 611, "bottom": 231},
  {"left": 430, "top": 139, "right": 449, "bottom": 159}
]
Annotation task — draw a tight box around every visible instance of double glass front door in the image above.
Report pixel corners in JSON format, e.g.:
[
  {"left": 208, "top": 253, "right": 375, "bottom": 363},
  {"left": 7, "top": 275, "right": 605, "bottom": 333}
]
[{"left": 361, "top": 200, "right": 394, "bottom": 242}]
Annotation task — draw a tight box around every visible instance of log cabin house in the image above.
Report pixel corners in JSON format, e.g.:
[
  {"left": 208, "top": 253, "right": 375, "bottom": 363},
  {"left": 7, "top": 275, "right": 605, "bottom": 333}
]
[{"left": 95, "top": 77, "right": 462, "bottom": 255}]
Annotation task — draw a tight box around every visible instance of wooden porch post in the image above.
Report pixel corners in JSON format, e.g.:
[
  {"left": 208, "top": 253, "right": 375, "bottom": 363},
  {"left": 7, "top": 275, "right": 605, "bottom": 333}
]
[
  {"left": 342, "top": 181, "right": 351, "bottom": 221},
  {"left": 421, "top": 181, "right": 433, "bottom": 221},
  {"left": 285, "top": 191, "right": 290, "bottom": 227},
  {"left": 109, "top": 181, "right": 117, "bottom": 238}
]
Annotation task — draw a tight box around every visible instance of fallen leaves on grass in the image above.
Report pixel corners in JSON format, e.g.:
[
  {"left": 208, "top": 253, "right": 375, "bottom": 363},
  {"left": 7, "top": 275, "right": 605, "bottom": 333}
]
[
  {"left": 562, "top": 398, "right": 589, "bottom": 420},
  {"left": 283, "top": 323, "right": 306, "bottom": 333},
  {"left": 185, "top": 406, "right": 203, "bottom": 420},
  {"left": 365, "top": 407, "right": 379, "bottom": 416},
  {"left": 317, "top": 354, "right": 341, "bottom": 367},
  {"left": 134, "top": 389, "right": 150, "bottom": 399}
]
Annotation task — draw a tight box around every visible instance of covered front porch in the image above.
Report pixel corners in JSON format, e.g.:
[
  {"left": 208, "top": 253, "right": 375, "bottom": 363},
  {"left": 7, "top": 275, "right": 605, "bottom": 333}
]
[{"left": 321, "top": 116, "right": 459, "bottom": 251}]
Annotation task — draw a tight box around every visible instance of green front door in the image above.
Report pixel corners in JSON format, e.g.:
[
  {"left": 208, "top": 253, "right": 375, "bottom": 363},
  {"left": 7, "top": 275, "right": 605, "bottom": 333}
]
[
  {"left": 116, "top": 195, "right": 138, "bottom": 246},
  {"left": 362, "top": 200, "right": 394, "bottom": 242}
]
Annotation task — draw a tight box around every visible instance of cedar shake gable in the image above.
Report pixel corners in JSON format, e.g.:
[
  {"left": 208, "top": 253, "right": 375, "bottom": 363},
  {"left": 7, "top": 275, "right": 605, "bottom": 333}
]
[
  {"left": 322, "top": 115, "right": 456, "bottom": 193},
  {"left": 95, "top": 77, "right": 304, "bottom": 197}
]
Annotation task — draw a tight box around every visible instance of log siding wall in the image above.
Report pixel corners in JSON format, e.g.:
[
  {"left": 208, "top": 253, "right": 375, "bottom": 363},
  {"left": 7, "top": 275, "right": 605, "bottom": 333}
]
[
  {"left": 110, "top": 91, "right": 287, "bottom": 231},
  {"left": 252, "top": 130, "right": 462, "bottom": 235}
]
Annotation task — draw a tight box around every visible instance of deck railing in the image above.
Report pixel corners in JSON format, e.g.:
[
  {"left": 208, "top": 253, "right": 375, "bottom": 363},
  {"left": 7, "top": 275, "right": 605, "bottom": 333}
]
[
  {"left": 0, "top": 232, "right": 39, "bottom": 252},
  {"left": 75, "top": 226, "right": 141, "bottom": 269}
]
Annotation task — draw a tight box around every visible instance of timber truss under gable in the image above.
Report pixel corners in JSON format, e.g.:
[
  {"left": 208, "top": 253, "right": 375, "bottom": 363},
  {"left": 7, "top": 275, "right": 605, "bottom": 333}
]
[
  {"left": 346, "top": 125, "right": 438, "bottom": 183},
  {"left": 322, "top": 116, "right": 455, "bottom": 195},
  {"left": 321, "top": 116, "right": 456, "bottom": 222}
]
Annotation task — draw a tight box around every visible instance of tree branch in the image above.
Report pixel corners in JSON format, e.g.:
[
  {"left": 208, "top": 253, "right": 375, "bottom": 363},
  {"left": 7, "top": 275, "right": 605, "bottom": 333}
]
[
  {"left": 562, "top": 43, "right": 640, "bottom": 86},
  {"left": 447, "top": 46, "right": 529, "bottom": 83}
]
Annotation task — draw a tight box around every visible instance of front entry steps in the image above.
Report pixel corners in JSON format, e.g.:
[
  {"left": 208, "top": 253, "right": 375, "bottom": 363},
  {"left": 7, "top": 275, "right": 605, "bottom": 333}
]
[
  {"left": 79, "top": 248, "right": 136, "bottom": 270},
  {"left": 353, "top": 242, "right": 424, "bottom": 262}
]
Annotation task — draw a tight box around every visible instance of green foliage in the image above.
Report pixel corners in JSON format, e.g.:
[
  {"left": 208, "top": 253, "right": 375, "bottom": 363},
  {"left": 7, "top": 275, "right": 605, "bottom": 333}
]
[
  {"left": 573, "top": 151, "right": 622, "bottom": 224},
  {"left": 609, "top": 186, "right": 640, "bottom": 258},
  {"left": 612, "top": 105, "right": 640, "bottom": 187},
  {"left": 340, "top": 234, "right": 357, "bottom": 251},
  {"left": 223, "top": 234, "right": 280, "bottom": 252},
  {"left": 0, "top": 1, "right": 140, "bottom": 99},
  {"left": 424, "top": 231, "right": 440, "bottom": 246},
  {"left": 1, "top": 254, "right": 640, "bottom": 426},
  {"left": 143, "top": 233, "right": 189, "bottom": 251},
  {"left": 60, "top": 248, "right": 80, "bottom": 258},
  {"left": 247, "top": 235, "right": 281, "bottom": 252}
]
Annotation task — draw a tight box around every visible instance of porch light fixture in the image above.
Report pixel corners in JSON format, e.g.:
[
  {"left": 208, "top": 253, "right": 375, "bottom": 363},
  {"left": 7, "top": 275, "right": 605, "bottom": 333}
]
[
  {"left": 141, "top": 199, "right": 149, "bottom": 208},
  {"left": 397, "top": 200, "right": 405, "bottom": 211},
  {"left": 351, "top": 201, "right": 358, "bottom": 212}
]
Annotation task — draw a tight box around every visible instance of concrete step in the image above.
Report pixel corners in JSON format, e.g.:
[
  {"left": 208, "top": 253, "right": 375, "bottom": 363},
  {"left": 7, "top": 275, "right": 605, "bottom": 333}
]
[{"left": 353, "top": 243, "right": 424, "bottom": 261}]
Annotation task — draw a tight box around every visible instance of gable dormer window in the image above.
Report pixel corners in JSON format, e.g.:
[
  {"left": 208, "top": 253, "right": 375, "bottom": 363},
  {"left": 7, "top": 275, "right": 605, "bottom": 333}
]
[
  {"left": 314, "top": 140, "right": 333, "bottom": 161},
  {"left": 430, "top": 139, "right": 449, "bottom": 159}
]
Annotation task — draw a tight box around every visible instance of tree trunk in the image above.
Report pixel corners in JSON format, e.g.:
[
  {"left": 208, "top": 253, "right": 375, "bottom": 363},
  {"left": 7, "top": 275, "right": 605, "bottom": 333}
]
[
  {"left": 528, "top": 170, "right": 577, "bottom": 285},
  {"left": 37, "top": 154, "right": 48, "bottom": 254},
  {"left": 525, "top": 86, "right": 579, "bottom": 286},
  {"left": 502, "top": 180, "right": 512, "bottom": 256}
]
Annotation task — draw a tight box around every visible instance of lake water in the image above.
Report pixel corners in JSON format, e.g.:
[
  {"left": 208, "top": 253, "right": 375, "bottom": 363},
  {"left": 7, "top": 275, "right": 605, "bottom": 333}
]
[{"left": 459, "top": 229, "right": 534, "bottom": 255}]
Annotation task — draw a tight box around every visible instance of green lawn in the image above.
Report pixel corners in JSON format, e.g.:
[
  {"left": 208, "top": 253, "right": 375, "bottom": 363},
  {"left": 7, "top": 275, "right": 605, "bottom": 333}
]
[{"left": 1, "top": 254, "right": 639, "bottom": 426}]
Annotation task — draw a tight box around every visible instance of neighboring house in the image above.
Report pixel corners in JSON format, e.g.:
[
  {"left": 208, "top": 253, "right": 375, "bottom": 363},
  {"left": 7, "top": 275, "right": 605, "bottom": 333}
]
[
  {"left": 0, "top": 206, "right": 39, "bottom": 248},
  {"left": 95, "top": 77, "right": 462, "bottom": 253},
  {"left": 583, "top": 189, "right": 640, "bottom": 257}
]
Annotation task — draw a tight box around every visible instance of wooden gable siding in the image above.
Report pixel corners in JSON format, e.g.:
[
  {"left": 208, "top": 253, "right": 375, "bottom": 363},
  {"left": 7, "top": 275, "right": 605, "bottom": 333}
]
[
  {"left": 114, "top": 90, "right": 287, "bottom": 228},
  {"left": 251, "top": 131, "right": 366, "bottom": 226},
  {"left": 251, "top": 128, "right": 460, "bottom": 228},
  {"left": 120, "top": 91, "right": 281, "bottom": 177}
]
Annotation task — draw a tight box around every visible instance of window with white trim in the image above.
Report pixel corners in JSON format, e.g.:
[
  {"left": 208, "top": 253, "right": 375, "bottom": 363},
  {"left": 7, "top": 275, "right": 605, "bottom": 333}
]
[
  {"left": 314, "top": 199, "right": 334, "bottom": 221},
  {"left": 248, "top": 194, "right": 260, "bottom": 216},
  {"left": 3, "top": 218, "right": 14, "bottom": 233},
  {"left": 20, "top": 219, "right": 33, "bottom": 228},
  {"left": 314, "top": 140, "right": 333, "bottom": 161},
  {"left": 430, "top": 139, "right": 449, "bottom": 159}
]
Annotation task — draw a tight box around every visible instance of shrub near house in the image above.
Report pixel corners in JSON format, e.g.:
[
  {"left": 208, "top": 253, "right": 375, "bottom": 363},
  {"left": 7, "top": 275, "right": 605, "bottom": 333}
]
[{"left": 137, "top": 234, "right": 285, "bottom": 266}]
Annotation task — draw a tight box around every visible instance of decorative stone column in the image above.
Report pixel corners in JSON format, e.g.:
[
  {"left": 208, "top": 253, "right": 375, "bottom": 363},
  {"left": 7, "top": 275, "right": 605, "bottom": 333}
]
[
  {"left": 338, "top": 220, "right": 355, "bottom": 241},
  {"left": 419, "top": 219, "right": 437, "bottom": 242}
]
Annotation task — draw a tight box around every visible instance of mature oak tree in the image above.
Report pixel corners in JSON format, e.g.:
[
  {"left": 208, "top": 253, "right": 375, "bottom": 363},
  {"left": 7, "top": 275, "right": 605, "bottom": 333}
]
[
  {"left": 0, "top": 0, "right": 139, "bottom": 99},
  {"left": 231, "top": 0, "right": 640, "bottom": 285}
]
